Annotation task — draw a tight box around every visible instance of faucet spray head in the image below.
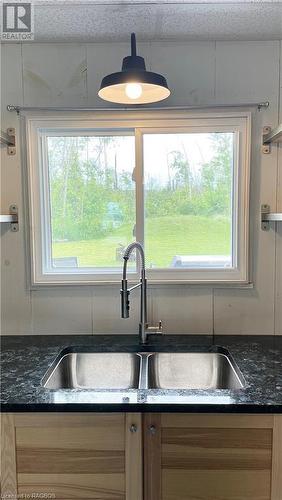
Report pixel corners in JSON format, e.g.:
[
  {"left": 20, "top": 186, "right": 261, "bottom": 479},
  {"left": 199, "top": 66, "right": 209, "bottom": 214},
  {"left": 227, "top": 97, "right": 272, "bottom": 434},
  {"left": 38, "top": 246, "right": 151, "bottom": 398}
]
[{"left": 120, "top": 279, "right": 130, "bottom": 318}]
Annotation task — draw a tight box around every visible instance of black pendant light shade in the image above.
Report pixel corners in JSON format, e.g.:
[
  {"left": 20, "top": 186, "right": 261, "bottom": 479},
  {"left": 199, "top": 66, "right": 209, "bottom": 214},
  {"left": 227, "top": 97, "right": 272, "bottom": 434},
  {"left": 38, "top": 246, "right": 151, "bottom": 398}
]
[{"left": 98, "top": 33, "right": 170, "bottom": 104}]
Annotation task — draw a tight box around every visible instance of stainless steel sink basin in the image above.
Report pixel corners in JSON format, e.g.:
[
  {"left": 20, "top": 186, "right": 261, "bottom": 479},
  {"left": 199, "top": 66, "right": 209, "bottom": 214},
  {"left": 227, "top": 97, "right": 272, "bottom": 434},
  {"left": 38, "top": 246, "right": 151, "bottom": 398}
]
[
  {"left": 147, "top": 352, "right": 244, "bottom": 389},
  {"left": 42, "top": 348, "right": 244, "bottom": 390},
  {"left": 42, "top": 352, "right": 141, "bottom": 389}
]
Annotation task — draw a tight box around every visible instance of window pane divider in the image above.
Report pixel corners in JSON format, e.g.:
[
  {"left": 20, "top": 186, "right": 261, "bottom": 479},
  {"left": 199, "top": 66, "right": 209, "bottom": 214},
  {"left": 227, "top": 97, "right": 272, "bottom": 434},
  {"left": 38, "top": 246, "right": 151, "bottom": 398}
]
[{"left": 135, "top": 128, "right": 144, "bottom": 275}]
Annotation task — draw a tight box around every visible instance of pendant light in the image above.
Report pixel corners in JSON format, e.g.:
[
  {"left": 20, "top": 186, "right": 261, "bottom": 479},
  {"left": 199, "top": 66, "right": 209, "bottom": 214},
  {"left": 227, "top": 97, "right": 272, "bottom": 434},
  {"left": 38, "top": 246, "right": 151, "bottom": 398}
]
[{"left": 98, "top": 33, "right": 170, "bottom": 105}]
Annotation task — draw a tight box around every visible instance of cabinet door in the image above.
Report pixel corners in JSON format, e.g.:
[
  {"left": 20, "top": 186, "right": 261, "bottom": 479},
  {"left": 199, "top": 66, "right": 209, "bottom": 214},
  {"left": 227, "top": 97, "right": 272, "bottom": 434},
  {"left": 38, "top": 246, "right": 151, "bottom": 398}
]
[
  {"left": 1, "top": 412, "right": 142, "bottom": 500},
  {"left": 144, "top": 414, "right": 275, "bottom": 500}
]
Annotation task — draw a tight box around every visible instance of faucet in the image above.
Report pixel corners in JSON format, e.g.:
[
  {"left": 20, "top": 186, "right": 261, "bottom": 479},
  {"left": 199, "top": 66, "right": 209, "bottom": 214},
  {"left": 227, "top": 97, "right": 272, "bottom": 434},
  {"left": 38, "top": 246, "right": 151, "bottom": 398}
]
[{"left": 120, "top": 242, "right": 162, "bottom": 344}]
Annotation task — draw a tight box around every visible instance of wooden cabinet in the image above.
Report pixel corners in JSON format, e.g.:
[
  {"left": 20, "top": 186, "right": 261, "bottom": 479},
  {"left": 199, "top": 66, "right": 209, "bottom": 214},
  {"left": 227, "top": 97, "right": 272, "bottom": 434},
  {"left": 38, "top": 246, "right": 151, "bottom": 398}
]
[
  {"left": 1, "top": 413, "right": 282, "bottom": 500},
  {"left": 144, "top": 414, "right": 282, "bottom": 500},
  {"left": 1, "top": 412, "right": 142, "bottom": 500}
]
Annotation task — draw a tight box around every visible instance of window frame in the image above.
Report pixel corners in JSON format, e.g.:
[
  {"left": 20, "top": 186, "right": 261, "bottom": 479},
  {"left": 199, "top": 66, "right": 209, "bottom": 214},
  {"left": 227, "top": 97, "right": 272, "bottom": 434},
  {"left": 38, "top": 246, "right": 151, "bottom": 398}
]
[{"left": 25, "top": 109, "right": 251, "bottom": 286}]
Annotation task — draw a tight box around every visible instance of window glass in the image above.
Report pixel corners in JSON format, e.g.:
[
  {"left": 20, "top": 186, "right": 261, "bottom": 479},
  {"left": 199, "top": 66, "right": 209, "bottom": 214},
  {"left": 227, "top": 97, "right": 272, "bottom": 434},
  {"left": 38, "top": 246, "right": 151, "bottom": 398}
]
[
  {"left": 47, "top": 135, "right": 136, "bottom": 271},
  {"left": 143, "top": 132, "right": 234, "bottom": 269}
]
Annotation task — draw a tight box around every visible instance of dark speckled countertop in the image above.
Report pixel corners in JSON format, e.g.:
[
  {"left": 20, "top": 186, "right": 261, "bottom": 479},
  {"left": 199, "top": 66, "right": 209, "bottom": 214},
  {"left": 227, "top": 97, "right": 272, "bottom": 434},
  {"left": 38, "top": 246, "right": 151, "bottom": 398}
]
[{"left": 1, "top": 334, "right": 282, "bottom": 413}]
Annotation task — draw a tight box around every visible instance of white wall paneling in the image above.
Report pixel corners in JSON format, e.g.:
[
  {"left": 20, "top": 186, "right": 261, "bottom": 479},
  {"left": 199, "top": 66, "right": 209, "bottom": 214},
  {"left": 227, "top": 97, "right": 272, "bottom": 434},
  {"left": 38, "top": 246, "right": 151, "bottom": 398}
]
[
  {"left": 149, "top": 286, "right": 213, "bottom": 334},
  {"left": 1, "top": 44, "right": 32, "bottom": 335},
  {"left": 1, "top": 40, "right": 281, "bottom": 335},
  {"left": 275, "top": 44, "right": 282, "bottom": 336},
  {"left": 214, "top": 41, "right": 280, "bottom": 335},
  {"left": 215, "top": 42, "right": 279, "bottom": 105},
  {"left": 31, "top": 288, "right": 93, "bottom": 334},
  {"left": 150, "top": 42, "right": 216, "bottom": 106},
  {"left": 22, "top": 44, "right": 87, "bottom": 106}
]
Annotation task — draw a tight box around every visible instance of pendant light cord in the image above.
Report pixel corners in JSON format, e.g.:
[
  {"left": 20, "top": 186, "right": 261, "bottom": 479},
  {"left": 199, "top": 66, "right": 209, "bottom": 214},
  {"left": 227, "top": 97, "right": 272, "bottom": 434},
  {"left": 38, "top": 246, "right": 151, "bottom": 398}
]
[{"left": 131, "top": 33, "right": 137, "bottom": 57}]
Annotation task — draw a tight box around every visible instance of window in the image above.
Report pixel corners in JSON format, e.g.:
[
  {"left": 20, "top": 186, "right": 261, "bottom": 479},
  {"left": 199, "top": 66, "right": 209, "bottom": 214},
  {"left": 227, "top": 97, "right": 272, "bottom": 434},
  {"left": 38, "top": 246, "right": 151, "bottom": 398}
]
[{"left": 26, "top": 110, "right": 251, "bottom": 285}]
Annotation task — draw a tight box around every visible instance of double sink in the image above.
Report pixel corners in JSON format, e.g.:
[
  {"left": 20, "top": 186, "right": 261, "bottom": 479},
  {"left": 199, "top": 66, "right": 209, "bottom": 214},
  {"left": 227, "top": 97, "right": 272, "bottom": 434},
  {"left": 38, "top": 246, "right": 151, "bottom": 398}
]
[{"left": 42, "top": 348, "right": 245, "bottom": 390}]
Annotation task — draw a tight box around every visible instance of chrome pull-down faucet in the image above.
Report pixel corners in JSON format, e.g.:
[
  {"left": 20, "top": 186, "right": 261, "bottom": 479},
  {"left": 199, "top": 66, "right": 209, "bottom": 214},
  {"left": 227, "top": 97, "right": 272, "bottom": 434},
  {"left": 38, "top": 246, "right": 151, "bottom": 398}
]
[{"left": 120, "top": 242, "right": 162, "bottom": 344}]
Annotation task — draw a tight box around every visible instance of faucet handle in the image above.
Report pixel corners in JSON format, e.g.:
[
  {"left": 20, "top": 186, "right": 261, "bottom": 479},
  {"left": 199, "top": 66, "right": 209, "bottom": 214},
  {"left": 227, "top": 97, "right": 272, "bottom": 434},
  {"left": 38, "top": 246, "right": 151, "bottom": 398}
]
[{"left": 146, "top": 320, "right": 163, "bottom": 334}]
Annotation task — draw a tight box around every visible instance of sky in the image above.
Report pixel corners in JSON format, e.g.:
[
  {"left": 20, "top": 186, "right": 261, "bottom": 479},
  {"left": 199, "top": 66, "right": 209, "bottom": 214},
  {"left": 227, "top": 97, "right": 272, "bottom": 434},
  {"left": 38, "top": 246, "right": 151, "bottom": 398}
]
[{"left": 57, "top": 132, "right": 219, "bottom": 184}]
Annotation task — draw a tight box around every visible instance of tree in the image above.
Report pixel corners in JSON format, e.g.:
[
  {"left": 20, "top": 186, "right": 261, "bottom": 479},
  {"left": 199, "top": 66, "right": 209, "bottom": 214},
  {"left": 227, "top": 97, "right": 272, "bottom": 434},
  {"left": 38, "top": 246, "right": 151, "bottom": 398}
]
[
  {"left": 169, "top": 150, "right": 191, "bottom": 192},
  {"left": 201, "top": 133, "right": 233, "bottom": 215}
]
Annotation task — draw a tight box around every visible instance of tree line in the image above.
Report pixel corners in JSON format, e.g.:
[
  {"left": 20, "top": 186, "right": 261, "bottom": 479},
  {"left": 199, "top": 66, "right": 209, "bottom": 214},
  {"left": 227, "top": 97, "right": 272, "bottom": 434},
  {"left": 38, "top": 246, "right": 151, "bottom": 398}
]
[{"left": 48, "top": 133, "right": 232, "bottom": 242}]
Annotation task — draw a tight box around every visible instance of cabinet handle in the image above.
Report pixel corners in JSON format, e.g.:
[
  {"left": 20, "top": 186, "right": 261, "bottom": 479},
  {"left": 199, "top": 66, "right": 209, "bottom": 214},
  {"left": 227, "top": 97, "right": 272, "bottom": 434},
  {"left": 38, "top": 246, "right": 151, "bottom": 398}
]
[
  {"left": 130, "top": 424, "right": 138, "bottom": 433},
  {"left": 149, "top": 425, "right": 156, "bottom": 435}
]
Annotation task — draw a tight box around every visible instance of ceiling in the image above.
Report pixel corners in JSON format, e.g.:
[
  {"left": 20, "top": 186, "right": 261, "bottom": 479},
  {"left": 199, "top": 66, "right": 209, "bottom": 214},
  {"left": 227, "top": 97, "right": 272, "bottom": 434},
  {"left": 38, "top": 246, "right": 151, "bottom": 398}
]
[{"left": 30, "top": 1, "right": 282, "bottom": 42}]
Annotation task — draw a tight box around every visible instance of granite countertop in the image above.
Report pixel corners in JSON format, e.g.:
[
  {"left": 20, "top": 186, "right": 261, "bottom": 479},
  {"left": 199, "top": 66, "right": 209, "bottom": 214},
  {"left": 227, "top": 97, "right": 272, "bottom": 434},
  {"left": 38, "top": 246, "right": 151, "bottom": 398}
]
[{"left": 1, "top": 334, "right": 282, "bottom": 413}]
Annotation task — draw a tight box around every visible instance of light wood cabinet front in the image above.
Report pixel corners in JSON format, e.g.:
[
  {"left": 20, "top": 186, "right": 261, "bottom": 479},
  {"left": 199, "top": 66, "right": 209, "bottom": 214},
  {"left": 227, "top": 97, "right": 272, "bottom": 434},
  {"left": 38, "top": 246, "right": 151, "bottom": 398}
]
[
  {"left": 1, "top": 412, "right": 142, "bottom": 500},
  {"left": 144, "top": 414, "right": 281, "bottom": 500},
  {"left": 1, "top": 412, "right": 282, "bottom": 500}
]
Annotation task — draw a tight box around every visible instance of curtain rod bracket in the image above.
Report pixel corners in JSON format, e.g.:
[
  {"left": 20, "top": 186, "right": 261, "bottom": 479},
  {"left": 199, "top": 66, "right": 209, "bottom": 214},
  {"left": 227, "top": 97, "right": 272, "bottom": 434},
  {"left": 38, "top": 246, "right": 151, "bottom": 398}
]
[
  {"left": 258, "top": 101, "right": 269, "bottom": 111},
  {"left": 7, "top": 105, "right": 20, "bottom": 113}
]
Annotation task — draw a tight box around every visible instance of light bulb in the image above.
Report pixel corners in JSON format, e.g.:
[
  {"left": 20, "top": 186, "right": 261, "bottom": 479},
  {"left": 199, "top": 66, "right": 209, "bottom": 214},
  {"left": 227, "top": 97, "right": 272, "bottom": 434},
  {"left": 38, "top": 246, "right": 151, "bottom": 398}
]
[{"left": 125, "top": 82, "right": 143, "bottom": 100}]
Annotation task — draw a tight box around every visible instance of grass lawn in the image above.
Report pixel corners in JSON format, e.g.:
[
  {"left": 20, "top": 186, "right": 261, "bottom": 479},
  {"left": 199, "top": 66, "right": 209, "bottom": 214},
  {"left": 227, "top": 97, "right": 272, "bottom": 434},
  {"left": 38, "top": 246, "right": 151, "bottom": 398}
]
[{"left": 52, "top": 215, "right": 231, "bottom": 268}]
